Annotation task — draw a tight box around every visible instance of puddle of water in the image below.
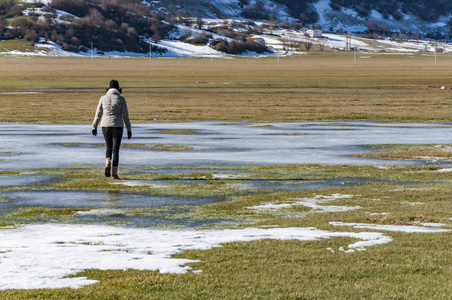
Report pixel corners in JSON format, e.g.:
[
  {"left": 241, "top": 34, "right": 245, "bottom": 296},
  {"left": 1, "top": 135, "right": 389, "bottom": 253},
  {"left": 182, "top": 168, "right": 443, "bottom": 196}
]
[
  {"left": 248, "top": 178, "right": 365, "bottom": 191},
  {"left": 0, "top": 190, "right": 231, "bottom": 227},
  {"left": 2, "top": 190, "right": 226, "bottom": 209},
  {"left": 74, "top": 212, "right": 231, "bottom": 227},
  {"left": 0, "top": 175, "right": 54, "bottom": 187},
  {"left": 0, "top": 92, "right": 44, "bottom": 95}
]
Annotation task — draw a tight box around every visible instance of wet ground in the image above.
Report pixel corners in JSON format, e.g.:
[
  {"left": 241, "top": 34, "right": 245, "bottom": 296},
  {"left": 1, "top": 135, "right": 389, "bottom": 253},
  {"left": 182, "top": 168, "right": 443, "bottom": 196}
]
[
  {"left": 1, "top": 121, "right": 452, "bottom": 170},
  {"left": 1, "top": 121, "right": 451, "bottom": 227}
]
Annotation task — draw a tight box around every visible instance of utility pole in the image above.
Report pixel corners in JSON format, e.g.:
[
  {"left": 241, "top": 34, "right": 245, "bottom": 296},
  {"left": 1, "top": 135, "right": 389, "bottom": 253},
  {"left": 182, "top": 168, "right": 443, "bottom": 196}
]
[
  {"left": 346, "top": 33, "right": 351, "bottom": 51},
  {"left": 435, "top": 42, "right": 437, "bottom": 64}
]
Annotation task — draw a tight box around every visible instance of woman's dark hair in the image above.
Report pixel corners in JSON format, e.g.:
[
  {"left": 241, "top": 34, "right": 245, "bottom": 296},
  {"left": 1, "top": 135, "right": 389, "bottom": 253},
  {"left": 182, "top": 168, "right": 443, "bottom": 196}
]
[{"left": 107, "top": 80, "right": 122, "bottom": 93}]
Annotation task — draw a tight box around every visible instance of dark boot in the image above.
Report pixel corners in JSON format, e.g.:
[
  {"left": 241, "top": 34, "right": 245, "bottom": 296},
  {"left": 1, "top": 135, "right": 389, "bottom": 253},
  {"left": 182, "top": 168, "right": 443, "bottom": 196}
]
[
  {"left": 112, "top": 167, "right": 120, "bottom": 180},
  {"left": 104, "top": 158, "right": 111, "bottom": 177}
]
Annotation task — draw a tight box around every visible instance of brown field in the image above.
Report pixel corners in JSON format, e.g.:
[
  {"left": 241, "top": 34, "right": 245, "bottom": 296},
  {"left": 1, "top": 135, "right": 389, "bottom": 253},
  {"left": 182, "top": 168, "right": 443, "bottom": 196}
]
[{"left": 1, "top": 53, "right": 452, "bottom": 124}]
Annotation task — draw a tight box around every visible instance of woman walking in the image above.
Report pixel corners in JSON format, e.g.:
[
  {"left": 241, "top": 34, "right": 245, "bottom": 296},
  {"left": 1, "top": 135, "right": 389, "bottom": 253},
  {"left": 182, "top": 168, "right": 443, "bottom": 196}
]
[{"left": 92, "top": 80, "right": 132, "bottom": 179}]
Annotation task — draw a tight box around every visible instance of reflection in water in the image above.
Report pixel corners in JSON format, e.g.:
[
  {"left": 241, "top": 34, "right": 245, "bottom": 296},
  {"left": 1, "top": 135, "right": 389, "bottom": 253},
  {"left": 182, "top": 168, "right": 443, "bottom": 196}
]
[
  {"left": 105, "top": 189, "right": 123, "bottom": 202},
  {"left": 0, "top": 190, "right": 230, "bottom": 228},
  {"left": 3, "top": 190, "right": 225, "bottom": 208},
  {"left": 0, "top": 175, "right": 54, "bottom": 187}
]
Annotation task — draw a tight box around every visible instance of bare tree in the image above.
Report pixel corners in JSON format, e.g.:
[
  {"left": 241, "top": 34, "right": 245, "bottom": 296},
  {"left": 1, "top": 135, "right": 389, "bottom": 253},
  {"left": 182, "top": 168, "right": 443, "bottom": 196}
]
[
  {"left": 303, "top": 39, "right": 313, "bottom": 51},
  {"left": 380, "top": 24, "right": 390, "bottom": 36},
  {"left": 367, "top": 22, "right": 379, "bottom": 34},
  {"left": 196, "top": 17, "right": 203, "bottom": 29},
  {"left": 318, "top": 38, "right": 327, "bottom": 51}
]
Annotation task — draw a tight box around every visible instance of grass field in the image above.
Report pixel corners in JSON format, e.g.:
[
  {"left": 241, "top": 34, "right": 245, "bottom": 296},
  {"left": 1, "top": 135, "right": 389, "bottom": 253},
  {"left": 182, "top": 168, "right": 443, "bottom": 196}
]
[
  {"left": 1, "top": 53, "right": 452, "bottom": 123},
  {"left": 1, "top": 54, "right": 452, "bottom": 299}
]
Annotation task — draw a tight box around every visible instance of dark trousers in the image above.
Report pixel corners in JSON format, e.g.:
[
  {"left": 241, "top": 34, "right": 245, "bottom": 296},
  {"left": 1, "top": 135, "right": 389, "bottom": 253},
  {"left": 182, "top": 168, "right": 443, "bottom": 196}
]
[{"left": 102, "top": 127, "right": 123, "bottom": 167}]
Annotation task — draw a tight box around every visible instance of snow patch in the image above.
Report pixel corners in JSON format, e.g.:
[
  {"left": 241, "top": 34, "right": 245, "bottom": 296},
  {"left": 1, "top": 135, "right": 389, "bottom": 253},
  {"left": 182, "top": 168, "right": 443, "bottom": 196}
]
[
  {"left": 75, "top": 209, "right": 128, "bottom": 217},
  {"left": 248, "top": 194, "right": 360, "bottom": 213},
  {"left": 0, "top": 223, "right": 390, "bottom": 290},
  {"left": 434, "top": 168, "right": 452, "bottom": 173},
  {"left": 330, "top": 222, "right": 451, "bottom": 233},
  {"left": 367, "top": 212, "right": 391, "bottom": 216}
]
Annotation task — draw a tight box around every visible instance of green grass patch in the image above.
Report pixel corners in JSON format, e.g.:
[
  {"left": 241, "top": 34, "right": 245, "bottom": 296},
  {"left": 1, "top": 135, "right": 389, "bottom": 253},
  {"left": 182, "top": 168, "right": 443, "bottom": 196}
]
[
  {"left": 0, "top": 39, "right": 35, "bottom": 53},
  {"left": 147, "top": 144, "right": 213, "bottom": 151},
  {"left": 352, "top": 144, "right": 452, "bottom": 160}
]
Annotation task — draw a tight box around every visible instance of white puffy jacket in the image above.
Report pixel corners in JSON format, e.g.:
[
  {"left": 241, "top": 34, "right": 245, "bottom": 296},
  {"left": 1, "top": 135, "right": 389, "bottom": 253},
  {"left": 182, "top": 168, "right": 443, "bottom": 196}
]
[{"left": 92, "top": 88, "right": 131, "bottom": 132}]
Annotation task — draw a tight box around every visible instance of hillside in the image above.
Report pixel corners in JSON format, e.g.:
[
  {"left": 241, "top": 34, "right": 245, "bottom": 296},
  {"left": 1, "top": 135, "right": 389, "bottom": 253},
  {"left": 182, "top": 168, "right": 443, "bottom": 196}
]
[
  {"left": 314, "top": 0, "right": 451, "bottom": 37},
  {"left": 0, "top": 0, "right": 273, "bottom": 55},
  {"left": 1, "top": 0, "right": 452, "bottom": 57},
  {"left": 147, "top": 0, "right": 452, "bottom": 35}
]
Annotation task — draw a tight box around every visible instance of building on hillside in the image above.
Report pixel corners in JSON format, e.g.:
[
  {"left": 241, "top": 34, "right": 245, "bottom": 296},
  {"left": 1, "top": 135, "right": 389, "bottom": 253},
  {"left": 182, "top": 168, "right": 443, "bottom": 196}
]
[
  {"left": 307, "top": 29, "right": 322, "bottom": 38},
  {"left": 430, "top": 45, "right": 444, "bottom": 53}
]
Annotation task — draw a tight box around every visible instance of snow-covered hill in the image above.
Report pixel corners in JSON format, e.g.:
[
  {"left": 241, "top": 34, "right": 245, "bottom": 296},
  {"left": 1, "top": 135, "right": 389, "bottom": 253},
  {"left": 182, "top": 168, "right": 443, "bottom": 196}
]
[
  {"left": 314, "top": 0, "right": 450, "bottom": 35},
  {"left": 147, "top": 0, "right": 294, "bottom": 20},
  {"left": 147, "top": 0, "right": 451, "bottom": 35},
  {"left": 2, "top": 0, "right": 452, "bottom": 58}
]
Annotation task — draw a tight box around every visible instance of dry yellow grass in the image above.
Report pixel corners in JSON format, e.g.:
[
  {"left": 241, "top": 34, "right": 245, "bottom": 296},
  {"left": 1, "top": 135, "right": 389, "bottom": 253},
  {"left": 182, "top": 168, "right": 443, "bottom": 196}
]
[{"left": 1, "top": 53, "right": 452, "bottom": 123}]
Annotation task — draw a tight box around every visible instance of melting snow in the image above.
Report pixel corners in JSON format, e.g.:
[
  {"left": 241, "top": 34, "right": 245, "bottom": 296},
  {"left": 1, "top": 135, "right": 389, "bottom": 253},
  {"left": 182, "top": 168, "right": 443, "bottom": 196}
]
[
  {"left": 434, "top": 168, "right": 452, "bottom": 173},
  {"left": 75, "top": 209, "right": 128, "bottom": 217},
  {"left": 248, "top": 194, "right": 361, "bottom": 213},
  {"left": 0, "top": 223, "right": 391, "bottom": 290},
  {"left": 330, "top": 222, "right": 451, "bottom": 233}
]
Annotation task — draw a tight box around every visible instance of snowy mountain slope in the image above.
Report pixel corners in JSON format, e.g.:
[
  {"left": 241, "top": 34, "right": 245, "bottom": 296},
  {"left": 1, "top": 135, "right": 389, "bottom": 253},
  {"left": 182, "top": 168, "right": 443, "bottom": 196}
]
[
  {"left": 147, "top": 0, "right": 293, "bottom": 20},
  {"left": 151, "top": 0, "right": 241, "bottom": 18},
  {"left": 314, "top": 0, "right": 451, "bottom": 35},
  {"left": 17, "top": 0, "right": 452, "bottom": 36},
  {"left": 148, "top": 0, "right": 451, "bottom": 35}
]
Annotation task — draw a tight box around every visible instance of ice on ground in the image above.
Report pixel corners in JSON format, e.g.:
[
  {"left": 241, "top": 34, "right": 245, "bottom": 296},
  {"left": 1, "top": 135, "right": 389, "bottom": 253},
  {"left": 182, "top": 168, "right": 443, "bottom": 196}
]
[
  {"left": 330, "top": 222, "right": 451, "bottom": 233},
  {"left": 248, "top": 194, "right": 360, "bottom": 213},
  {"left": 111, "top": 180, "right": 169, "bottom": 189},
  {"left": 2, "top": 121, "right": 452, "bottom": 171},
  {"left": 0, "top": 223, "right": 391, "bottom": 290}
]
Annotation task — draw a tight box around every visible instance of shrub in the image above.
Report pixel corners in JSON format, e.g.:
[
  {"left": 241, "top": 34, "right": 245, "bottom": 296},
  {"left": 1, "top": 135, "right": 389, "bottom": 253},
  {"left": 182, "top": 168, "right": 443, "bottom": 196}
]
[
  {"left": 24, "top": 29, "right": 39, "bottom": 42},
  {"left": 187, "top": 33, "right": 212, "bottom": 45},
  {"left": 211, "top": 38, "right": 268, "bottom": 54}
]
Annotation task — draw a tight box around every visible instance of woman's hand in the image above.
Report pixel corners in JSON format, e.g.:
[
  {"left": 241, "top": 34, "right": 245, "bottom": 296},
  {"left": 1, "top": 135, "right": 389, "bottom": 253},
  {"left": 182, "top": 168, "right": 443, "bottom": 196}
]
[
  {"left": 92, "top": 129, "right": 97, "bottom": 136},
  {"left": 127, "top": 131, "right": 132, "bottom": 139}
]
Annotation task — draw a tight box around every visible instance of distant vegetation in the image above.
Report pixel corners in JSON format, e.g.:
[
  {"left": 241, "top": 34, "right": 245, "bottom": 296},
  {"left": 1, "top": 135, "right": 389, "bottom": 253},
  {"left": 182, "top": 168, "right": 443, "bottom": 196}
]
[
  {"left": 0, "top": 0, "right": 273, "bottom": 54},
  {"left": 0, "top": 0, "right": 171, "bottom": 53}
]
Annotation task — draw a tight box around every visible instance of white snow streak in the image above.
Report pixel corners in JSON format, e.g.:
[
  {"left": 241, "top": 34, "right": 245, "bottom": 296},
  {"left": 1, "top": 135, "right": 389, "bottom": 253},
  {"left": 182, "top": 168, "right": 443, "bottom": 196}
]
[
  {"left": 330, "top": 222, "right": 451, "bottom": 233},
  {"left": 248, "top": 194, "right": 361, "bottom": 213}
]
